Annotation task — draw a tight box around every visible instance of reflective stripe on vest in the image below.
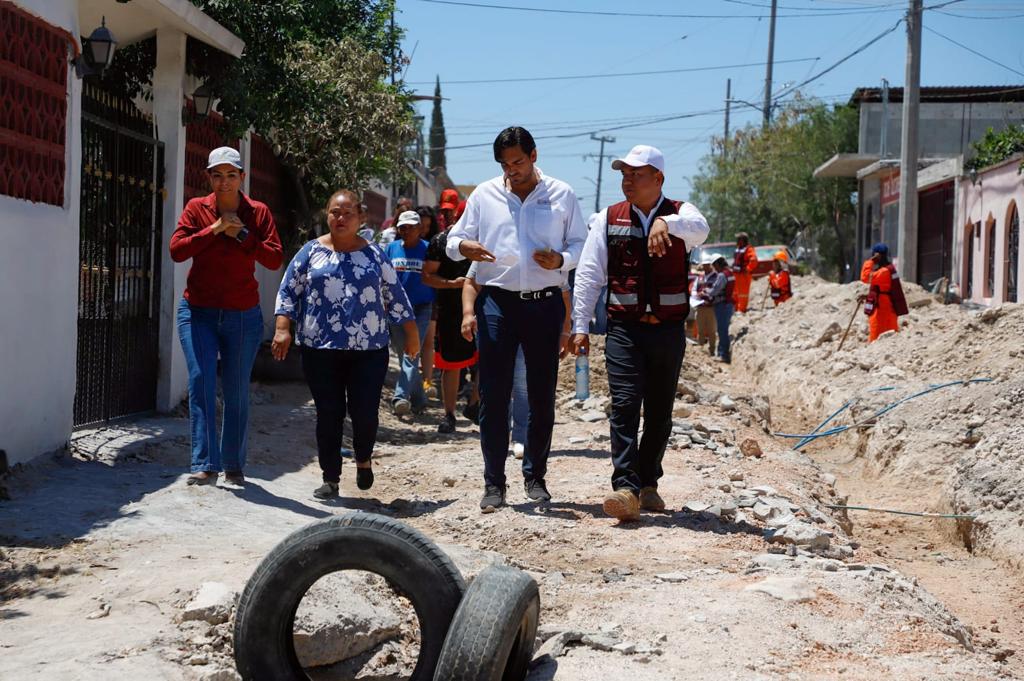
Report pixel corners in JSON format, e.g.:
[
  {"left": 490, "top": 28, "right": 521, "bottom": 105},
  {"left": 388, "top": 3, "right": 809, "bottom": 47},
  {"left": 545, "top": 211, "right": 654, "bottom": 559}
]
[
  {"left": 608, "top": 225, "right": 645, "bottom": 238},
  {"left": 609, "top": 292, "right": 639, "bottom": 305},
  {"left": 659, "top": 292, "right": 689, "bottom": 306}
]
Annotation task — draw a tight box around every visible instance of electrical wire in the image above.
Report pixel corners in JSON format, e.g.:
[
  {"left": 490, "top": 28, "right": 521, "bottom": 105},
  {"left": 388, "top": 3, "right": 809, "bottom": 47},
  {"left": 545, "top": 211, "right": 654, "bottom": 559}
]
[
  {"left": 412, "top": 0, "right": 908, "bottom": 18},
  {"left": 923, "top": 25, "right": 1024, "bottom": 78},
  {"left": 406, "top": 57, "right": 819, "bottom": 86}
]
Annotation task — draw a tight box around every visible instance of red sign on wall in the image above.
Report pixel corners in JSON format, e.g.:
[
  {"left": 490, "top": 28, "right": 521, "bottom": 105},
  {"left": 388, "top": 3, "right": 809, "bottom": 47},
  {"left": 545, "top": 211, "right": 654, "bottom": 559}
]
[{"left": 881, "top": 170, "right": 901, "bottom": 206}]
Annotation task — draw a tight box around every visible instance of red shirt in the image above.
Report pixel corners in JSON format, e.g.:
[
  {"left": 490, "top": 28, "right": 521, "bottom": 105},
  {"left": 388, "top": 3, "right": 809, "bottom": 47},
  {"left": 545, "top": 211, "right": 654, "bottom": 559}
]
[{"left": 170, "top": 193, "right": 283, "bottom": 310}]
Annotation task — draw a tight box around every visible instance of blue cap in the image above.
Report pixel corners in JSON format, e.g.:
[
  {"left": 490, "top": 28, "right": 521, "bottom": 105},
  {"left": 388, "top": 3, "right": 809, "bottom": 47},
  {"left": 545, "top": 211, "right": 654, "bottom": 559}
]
[{"left": 871, "top": 243, "right": 889, "bottom": 256}]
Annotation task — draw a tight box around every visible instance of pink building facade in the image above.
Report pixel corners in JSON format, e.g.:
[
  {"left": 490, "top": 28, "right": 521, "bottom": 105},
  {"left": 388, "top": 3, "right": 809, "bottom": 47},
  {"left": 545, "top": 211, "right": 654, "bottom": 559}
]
[{"left": 958, "top": 154, "right": 1023, "bottom": 305}]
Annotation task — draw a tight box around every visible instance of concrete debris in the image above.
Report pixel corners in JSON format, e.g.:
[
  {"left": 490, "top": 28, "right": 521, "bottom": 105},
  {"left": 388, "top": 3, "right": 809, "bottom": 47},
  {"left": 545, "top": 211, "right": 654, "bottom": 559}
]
[
  {"left": 655, "top": 572, "right": 690, "bottom": 583},
  {"left": 292, "top": 573, "right": 403, "bottom": 668},
  {"left": 739, "top": 438, "right": 764, "bottom": 458},
  {"left": 181, "top": 583, "right": 237, "bottom": 625},
  {"left": 816, "top": 321, "right": 843, "bottom": 346},
  {"left": 579, "top": 410, "right": 606, "bottom": 423},
  {"left": 745, "top": 575, "right": 817, "bottom": 603},
  {"left": 765, "top": 521, "right": 833, "bottom": 550},
  {"left": 717, "top": 395, "right": 737, "bottom": 412}
]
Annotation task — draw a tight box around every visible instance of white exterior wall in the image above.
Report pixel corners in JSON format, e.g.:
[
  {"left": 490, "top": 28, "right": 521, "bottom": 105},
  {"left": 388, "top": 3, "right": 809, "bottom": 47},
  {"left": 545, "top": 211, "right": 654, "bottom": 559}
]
[
  {"left": 0, "top": 0, "right": 82, "bottom": 467},
  {"left": 957, "top": 156, "right": 1024, "bottom": 305}
]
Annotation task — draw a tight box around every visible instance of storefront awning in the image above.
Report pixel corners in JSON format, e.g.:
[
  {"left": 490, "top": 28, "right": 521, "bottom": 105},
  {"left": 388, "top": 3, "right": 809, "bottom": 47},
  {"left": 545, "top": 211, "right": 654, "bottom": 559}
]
[{"left": 813, "top": 153, "right": 881, "bottom": 179}]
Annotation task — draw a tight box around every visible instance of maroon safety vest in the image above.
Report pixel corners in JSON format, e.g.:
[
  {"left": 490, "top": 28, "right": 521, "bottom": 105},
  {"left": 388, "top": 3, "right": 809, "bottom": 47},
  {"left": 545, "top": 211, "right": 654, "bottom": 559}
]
[
  {"left": 722, "top": 269, "right": 736, "bottom": 303},
  {"left": 606, "top": 198, "right": 690, "bottom": 322}
]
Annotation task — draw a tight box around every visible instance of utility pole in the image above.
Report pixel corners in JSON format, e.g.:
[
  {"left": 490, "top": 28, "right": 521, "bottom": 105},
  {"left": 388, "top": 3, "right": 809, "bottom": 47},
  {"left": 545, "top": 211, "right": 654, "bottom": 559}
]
[
  {"left": 880, "top": 78, "right": 890, "bottom": 157},
  {"left": 589, "top": 133, "right": 615, "bottom": 213},
  {"left": 723, "top": 78, "right": 732, "bottom": 162},
  {"left": 897, "top": 0, "right": 922, "bottom": 283},
  {"left": 762, "top": 0, "right": 778, "bottom": 129}
]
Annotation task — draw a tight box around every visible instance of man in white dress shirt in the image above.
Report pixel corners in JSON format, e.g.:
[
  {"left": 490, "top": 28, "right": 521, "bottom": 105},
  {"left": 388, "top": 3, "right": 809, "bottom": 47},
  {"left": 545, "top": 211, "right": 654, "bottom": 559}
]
[
  {"left": 447, "top": 126, "right": 587, "bottom": 512},
  {"left": 571, "top": 145, "right": 710, "bottom": 521}
]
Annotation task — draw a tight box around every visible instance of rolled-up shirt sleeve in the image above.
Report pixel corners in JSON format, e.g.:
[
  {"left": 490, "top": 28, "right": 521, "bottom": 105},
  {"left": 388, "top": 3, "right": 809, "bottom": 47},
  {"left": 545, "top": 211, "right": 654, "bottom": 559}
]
[
  {"left": 559, "top": 192, "right": 588, "bottom": 273},
  {"left": 445, "top": 194, "right": 479, "bottom": 261},
  {"left": 660, "top": 202, "right": 711, "bottom": 249},
  {"left": 571, "top": 210, "right": 609, "bottom": 334}
]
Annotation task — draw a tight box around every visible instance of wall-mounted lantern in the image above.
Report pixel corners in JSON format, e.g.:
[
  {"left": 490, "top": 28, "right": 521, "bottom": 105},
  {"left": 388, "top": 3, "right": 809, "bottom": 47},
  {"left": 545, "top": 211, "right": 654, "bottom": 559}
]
[{"left": 192, "top": 84, "right": 213, "bottom": 119}]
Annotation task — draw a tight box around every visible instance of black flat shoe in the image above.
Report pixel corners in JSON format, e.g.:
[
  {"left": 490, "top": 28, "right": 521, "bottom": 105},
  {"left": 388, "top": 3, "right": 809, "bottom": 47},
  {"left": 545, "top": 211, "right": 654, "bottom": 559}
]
[{"left": 356, "top": 466, "right": 374, "bottom": 490}]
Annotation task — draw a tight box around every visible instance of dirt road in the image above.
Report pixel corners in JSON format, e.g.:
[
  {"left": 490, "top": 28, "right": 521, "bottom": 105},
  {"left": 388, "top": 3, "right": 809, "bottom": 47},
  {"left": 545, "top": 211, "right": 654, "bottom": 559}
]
[{"left": 0, "top": 323, "right": 1019, "bottom": 680}]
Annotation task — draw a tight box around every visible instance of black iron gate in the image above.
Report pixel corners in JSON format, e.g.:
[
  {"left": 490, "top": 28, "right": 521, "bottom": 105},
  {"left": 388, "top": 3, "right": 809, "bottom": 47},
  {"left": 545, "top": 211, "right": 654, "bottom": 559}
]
[{"left": 74, "top": 86, "right": 164, "bottom": 426}]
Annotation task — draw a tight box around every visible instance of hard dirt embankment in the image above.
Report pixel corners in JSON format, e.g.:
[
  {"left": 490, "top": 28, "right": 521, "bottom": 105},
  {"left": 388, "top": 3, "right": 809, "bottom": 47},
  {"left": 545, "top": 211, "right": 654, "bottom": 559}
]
[
  {"left": 0, "top": 306, "right": 1020, "bottom": 680},
  {"left": 730, "top": 273, "right": 1024, "bottom": 665}
]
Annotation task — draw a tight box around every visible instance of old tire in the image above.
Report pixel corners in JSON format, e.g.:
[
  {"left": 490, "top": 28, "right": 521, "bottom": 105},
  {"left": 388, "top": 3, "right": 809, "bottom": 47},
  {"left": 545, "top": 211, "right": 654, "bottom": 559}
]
[
  {"left": 233, "top": 513, "right": 466, "bottom": 681},
  {"left": 433, "top": 564, "right": 540, "bottom": 681}
]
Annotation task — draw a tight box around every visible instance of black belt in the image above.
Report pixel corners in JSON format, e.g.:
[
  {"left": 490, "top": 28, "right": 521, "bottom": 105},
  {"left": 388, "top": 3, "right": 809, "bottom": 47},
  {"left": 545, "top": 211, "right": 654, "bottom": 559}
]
[{"left": 486, "top": 285, "right": 561, "bottom": 301}]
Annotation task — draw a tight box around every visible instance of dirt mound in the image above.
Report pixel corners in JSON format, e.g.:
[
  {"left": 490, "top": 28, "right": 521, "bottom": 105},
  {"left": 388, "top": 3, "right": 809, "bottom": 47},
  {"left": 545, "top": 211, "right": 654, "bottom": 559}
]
[{"left": 736, "top": 275, "right": 1024, "bottom": 573}]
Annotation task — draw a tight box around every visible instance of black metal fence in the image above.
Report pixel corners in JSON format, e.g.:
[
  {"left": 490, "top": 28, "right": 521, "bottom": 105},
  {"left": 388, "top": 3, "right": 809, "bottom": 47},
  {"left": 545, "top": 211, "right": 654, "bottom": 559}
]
[{"left": 74, "top": 86, "right": 164, "bottom": 426}]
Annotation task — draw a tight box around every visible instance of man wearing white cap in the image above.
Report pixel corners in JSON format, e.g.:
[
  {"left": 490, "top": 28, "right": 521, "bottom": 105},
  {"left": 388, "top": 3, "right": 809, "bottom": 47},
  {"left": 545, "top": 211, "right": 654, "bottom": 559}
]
[
  {"left": 385, "top": 210, "right": 435, "bottom": 414},
  {"left": 571, "top": 145, "right": 710, "bottom": 521}
]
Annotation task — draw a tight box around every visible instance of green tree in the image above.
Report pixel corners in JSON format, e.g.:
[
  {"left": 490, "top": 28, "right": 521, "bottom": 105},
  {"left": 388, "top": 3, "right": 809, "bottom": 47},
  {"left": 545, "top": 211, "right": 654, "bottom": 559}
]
[
  {"left": 964, "top": 124, "right": 1024, "bottom": 172},
  {"left": 692, "top": 97, "right": 859, "bottom": 280},
  {"left": 429, "top": 76, "right": 447, "bottom": 170}
]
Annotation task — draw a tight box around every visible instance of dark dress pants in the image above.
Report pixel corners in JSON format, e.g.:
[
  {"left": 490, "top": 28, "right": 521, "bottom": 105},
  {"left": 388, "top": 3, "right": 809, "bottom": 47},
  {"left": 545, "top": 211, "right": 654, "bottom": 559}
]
[
  {"left": 475, "top": 287, "right": 564, "bottom": 488},
  {"left": 605, "top": 319, "right": 687, "bottom": 493}
]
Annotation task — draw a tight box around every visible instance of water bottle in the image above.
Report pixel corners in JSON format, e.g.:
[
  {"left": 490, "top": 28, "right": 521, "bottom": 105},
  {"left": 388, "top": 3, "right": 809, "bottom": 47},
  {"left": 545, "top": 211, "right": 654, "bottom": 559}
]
[{"left": 575, "top": 350, "right": 590, "bottom": 401}]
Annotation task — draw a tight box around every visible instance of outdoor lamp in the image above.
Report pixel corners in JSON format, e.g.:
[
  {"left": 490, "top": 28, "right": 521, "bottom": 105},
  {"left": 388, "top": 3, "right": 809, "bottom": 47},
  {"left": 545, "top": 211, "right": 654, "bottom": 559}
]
[
  {"left": 192, "top": 84, "right": 213, "bottom": 119},
  {"left": 84, "top": 17, "right": 117, "bottom": 73}
]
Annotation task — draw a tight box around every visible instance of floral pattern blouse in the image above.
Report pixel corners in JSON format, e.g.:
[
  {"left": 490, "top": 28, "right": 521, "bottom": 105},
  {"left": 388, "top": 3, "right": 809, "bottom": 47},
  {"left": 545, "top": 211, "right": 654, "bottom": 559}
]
[{"left": 275, "top": 240, "right": 414, "bottom": 350}]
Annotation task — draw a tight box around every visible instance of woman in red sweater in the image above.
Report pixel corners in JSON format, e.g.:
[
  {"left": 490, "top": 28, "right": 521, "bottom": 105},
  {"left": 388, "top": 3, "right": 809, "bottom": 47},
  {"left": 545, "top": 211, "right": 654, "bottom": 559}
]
[{"left": 169, "top": 147, "right": 283, "bottom": 487}]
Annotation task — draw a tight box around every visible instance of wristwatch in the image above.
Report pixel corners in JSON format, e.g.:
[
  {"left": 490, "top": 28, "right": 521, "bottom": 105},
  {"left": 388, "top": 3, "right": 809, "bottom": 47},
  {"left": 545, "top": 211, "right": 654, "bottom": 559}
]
[{"left": 235, "top": 227, "right": 250, "bottom": 244}]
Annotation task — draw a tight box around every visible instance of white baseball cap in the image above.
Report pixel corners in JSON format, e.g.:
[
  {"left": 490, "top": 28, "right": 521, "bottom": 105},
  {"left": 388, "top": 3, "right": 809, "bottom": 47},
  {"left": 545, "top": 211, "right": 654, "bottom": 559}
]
[
  {"left": 207, "top": 146, "right": 243, "bottom": 170},
  {"left": 396, "top": 210, "right": 421, "bottom": 227},
  {"left": 611, "top": 145, "right": 665, "bottom": 174}
]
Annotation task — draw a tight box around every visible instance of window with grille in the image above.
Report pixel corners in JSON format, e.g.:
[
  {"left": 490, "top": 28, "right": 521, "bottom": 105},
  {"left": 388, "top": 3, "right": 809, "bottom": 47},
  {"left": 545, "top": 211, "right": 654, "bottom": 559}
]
[
  {"left": 985, "top": 215, "right": 996, "bottom": 298},
  {"left": 1007, "top": 203, "right": 1019, "bottom": 304}
]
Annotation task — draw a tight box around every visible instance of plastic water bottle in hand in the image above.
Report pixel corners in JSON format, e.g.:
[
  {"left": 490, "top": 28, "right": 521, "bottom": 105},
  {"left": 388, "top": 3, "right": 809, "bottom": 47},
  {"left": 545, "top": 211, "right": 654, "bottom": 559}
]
[{"left": 575, "top": 350, "right": 590, "bottom": 401}]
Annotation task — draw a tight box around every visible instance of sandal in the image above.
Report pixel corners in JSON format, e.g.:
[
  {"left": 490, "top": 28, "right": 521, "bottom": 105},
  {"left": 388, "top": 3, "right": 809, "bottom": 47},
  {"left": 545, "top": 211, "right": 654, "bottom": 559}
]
[{"left": 187, "top": 471, "right": 218, "bottom": 486}]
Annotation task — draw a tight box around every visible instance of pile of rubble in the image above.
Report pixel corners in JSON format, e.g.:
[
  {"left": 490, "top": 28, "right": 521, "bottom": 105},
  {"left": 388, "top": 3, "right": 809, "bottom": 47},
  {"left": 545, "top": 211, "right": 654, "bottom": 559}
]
[{"left": 737, "top": 275, "right": 1024, "bottom": 573}]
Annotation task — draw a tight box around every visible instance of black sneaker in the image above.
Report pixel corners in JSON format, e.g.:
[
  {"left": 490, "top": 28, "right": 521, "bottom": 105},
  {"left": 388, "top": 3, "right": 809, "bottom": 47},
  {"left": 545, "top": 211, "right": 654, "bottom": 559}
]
[
  {"left": 313, "top": 482, "right": 339, "bottom": 499},
  {"left": 437, "top": 413, "right": 456, "bottom": 434},
  {"left": 524, "top": 479, "right": 551, "bottom": 502},
  {"left": 480, "top": 484, "right": 506, "bottom": 513},
  {"left": 463, "top": 401, "right": 481, "bottom": 425}
]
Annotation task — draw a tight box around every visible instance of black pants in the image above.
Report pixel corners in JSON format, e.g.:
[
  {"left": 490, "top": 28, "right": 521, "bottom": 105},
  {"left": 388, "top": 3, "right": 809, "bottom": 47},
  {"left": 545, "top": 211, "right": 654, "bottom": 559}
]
[
  {"left": 605, "top": 319, "right": 687, "bottom": 493},
  {"left": 475, "top": 287, "right": 564, "bottom": 488},
  {"left": 301, "top": 346, "right": 388, "bottom": 483}
]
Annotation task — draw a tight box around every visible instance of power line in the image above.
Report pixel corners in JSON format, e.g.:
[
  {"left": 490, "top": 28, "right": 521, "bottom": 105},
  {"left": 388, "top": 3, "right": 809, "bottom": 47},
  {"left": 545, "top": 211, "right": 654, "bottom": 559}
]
[
  {"left": 411, "top": 0, "right": 907, "bottom": 18},
  {"left": 923, "top": 25, "right": 1024, "bottom": 78},
  {"left": 406, "top": 57, "right": 819, "bottom": 86},
  {"left": 771, "top": 19, "right": 904, "bottom": 101}
]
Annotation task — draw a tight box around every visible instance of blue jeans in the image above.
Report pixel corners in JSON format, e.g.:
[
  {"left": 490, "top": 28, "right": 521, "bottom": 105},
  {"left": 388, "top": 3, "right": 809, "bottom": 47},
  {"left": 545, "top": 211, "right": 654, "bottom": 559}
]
[
  {"left": 389, "top": 302, "right": 433, "bottom": 409},
  {"left": 713, "top": 302, "right": 734, "bottom": 362},
  {"left": 176, "top": 299, "right": 263, "bottom": 473},
  {"left": 510, "top": 348, "right": 528, "bottom": 445}
]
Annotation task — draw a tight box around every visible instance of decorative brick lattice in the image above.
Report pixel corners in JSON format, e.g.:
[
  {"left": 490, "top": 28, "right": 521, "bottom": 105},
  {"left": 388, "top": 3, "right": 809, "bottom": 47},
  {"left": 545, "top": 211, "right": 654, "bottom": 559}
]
[
  {"left": 0, "top": 1, "right": 69, "bottom": 206},
  {"left": 249, "top": 134, "right": 294, "bottom": 234},
  {"left": 184, "top": 103, "right": 237, "bottom": 201}
]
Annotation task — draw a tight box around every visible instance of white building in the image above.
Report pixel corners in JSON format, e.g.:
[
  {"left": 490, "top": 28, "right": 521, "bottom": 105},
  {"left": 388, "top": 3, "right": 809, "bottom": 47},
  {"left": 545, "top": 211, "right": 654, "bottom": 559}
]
[{"left": 0, "top": 0, "right": 244, "bottom": 468}]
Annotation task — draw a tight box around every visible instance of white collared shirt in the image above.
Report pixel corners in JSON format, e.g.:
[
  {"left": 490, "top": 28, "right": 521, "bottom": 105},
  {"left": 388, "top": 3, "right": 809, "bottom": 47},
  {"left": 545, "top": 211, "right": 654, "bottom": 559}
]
[
  {"left": 571, "top": 196, "right": 710, "bottom": 334},
  {"left": 445, "top": 169, "right": 587, "bottom": 291}
]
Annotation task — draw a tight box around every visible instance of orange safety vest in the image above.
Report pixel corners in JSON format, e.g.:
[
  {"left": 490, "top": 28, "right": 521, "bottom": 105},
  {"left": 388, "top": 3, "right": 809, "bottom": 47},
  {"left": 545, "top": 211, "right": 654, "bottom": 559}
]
[
  {"left": 864, "top": 264, "right": 908, "bottom": 317},
  {"left": 606, "top": 198, "right": 690, "bottom": 322},
  {"left": 768, "top": 270, "right": 792, "bottom": 302}
]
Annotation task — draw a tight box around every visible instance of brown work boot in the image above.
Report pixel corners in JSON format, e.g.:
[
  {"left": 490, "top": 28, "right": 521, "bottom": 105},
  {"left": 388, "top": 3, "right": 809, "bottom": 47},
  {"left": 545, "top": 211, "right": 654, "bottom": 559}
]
[
  {"left": 603, "top": 489, "right": 640, "bottom": 521},
  {"left": 639, "top": 486, "right": 665, "bottom": 512}
]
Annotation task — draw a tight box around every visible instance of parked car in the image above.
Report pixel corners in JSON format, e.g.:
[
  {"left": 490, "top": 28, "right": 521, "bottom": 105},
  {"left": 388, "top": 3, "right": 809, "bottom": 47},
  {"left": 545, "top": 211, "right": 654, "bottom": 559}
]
[
  {"left": 689, "top": 242, "right": 734, "bottom": 267},
  {"left": 754, "top": 245, "right": 803, "bottom": 277}
]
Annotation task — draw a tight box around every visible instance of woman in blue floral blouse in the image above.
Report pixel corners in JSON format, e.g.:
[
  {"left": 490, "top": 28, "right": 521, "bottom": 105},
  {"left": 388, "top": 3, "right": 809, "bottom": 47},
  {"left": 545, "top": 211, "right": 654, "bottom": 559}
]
[{"left": 272, "top": 189, "right": 419, "bottom": 499}]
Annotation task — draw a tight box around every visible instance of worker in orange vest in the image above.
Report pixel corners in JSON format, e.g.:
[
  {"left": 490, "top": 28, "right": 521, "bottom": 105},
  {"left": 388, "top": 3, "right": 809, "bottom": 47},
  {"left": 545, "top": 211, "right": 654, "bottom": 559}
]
[
  {"left": 859, "top": 243, "right": 906, "bottom": 342},
  {"left": 767, "top": 250, "right": 792, "bottom": 306},
  {"left": 732, "top": 232, "right": 758, "bottom": 312}
]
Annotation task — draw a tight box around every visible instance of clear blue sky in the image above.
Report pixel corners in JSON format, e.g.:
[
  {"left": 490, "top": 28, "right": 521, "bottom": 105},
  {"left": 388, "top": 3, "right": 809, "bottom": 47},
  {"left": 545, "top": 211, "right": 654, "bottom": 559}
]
[{"left": 397, "top": 0, "right": 1024, "bottom": 211}]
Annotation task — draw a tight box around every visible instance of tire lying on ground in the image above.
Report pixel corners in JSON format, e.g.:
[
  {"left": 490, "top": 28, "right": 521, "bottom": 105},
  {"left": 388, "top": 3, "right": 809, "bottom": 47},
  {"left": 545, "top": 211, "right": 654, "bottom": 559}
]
[
  {"left": 433, "top": 564, "right": 540, "bottom": 681},
  {"left": 233, "top": 513, "right": 466, "bottom": 681}
]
